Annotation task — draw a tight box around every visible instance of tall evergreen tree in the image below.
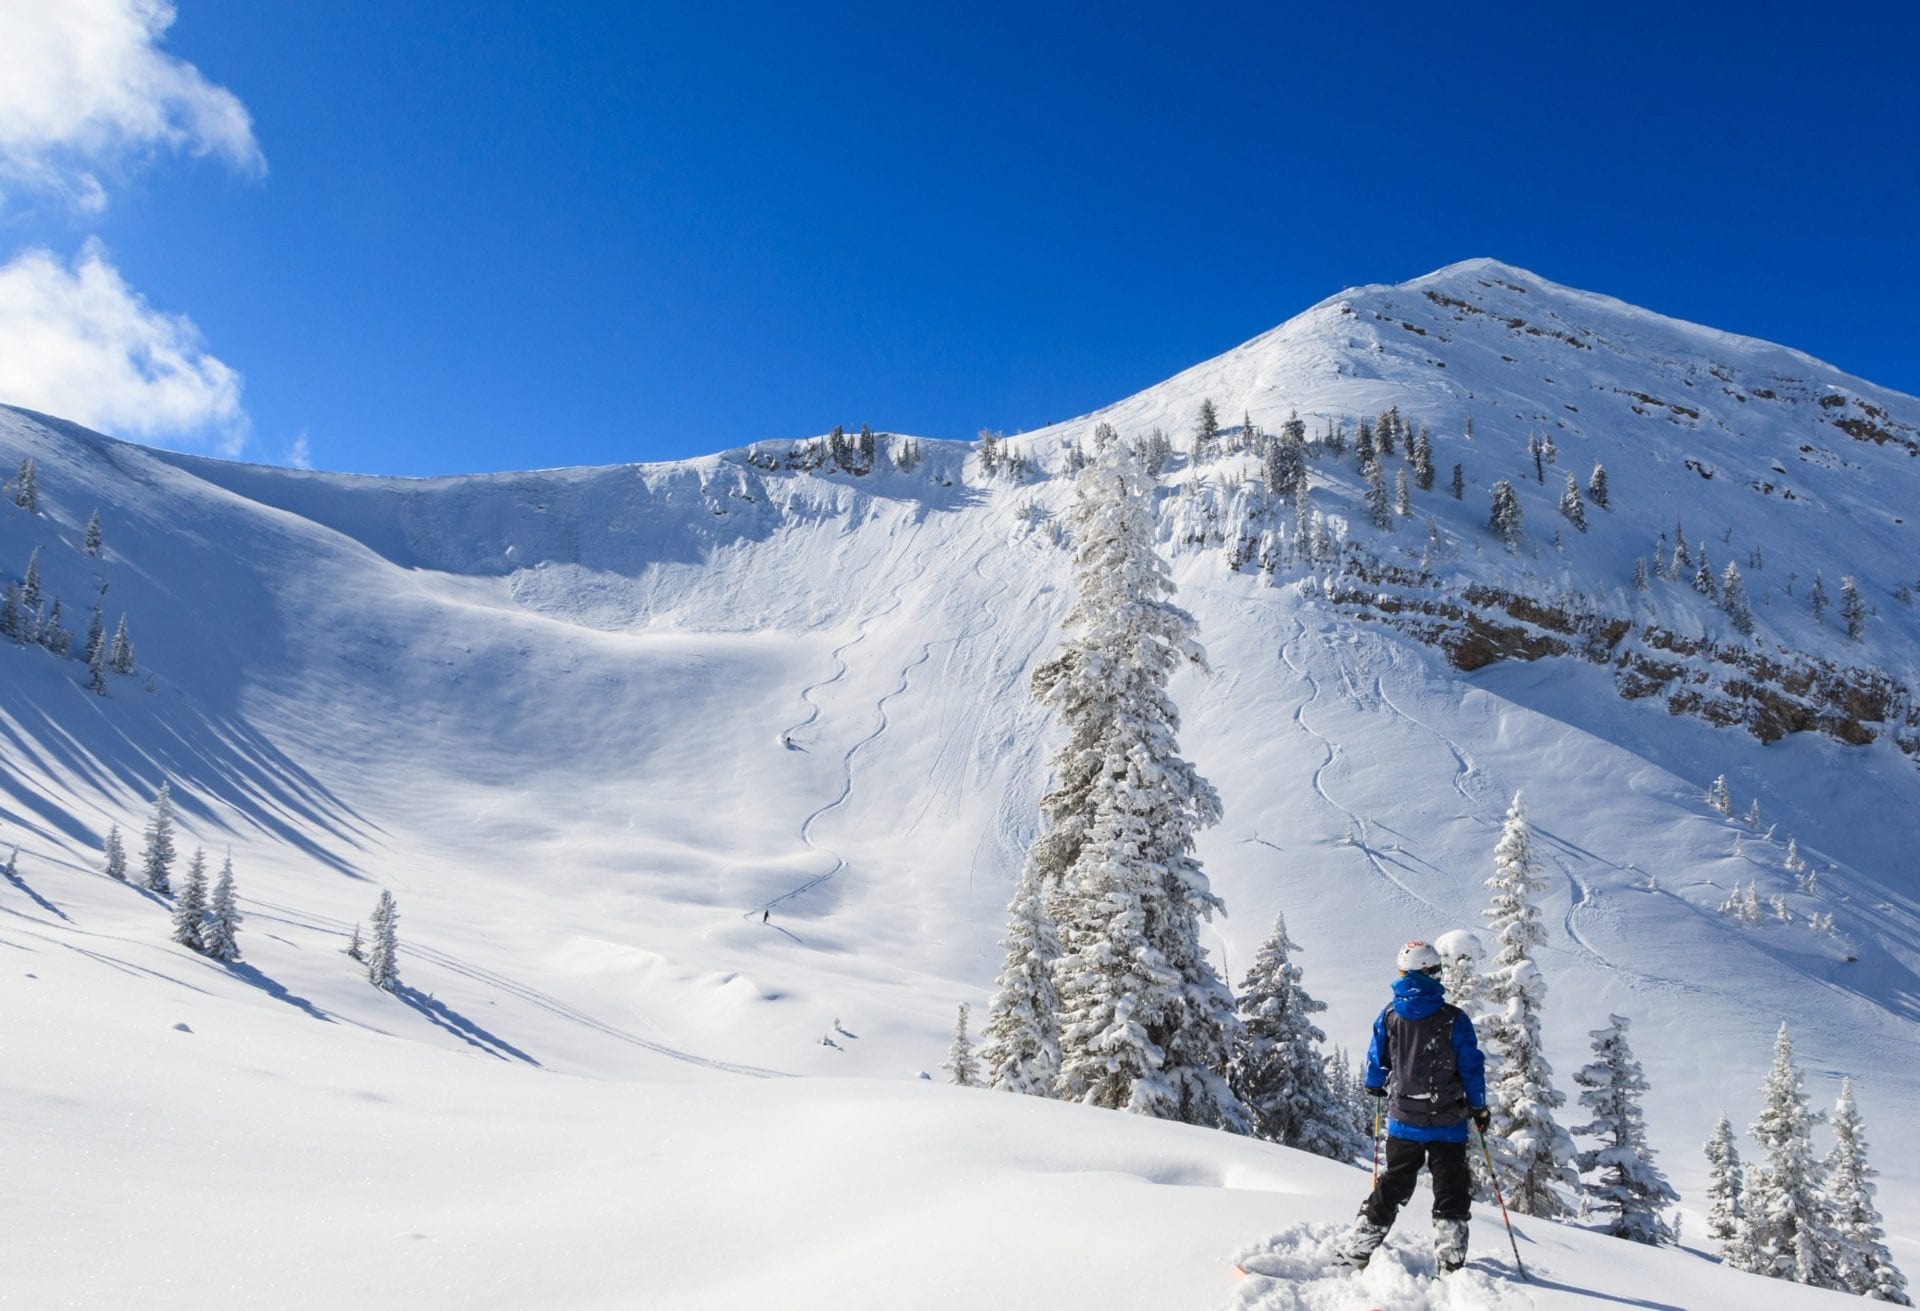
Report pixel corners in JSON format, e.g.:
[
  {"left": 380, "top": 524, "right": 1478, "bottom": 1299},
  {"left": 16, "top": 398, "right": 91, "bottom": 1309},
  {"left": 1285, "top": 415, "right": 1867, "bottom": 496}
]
[
  {"left": 366, "top": 890, "right": 401, "bottom": 990},
  {"left": 1481, "top": 792, "right": 1578, "bottom": 1216},
  {"left": 201, "top": 853, "right": 242, "bottom": 962},
  {"left": 0, "top": 583, "right": 20, "bottom": 643},
  {"left": 1393, "top": 467, "right": 1411, "bottom": 518},
  {"left": 1821, "top": 1079, "right": 1910, "bottom": 1304},
  {"left": 1450, "top": 462, "right": 1464, "bottom": 501},
  {"left": 141, "top": 782, "right": 177, "bottom": 894},
  {"left": 83, "top": 510, "right": 103, "bottom": 557},
  {"left": 1489, "top": 480, "right": 1523, "bottom": 552},
  {"left": 980, "top": 860, "right": 1062, "bottom": 1095},
  {"left": 1570, "top": 1015, "right": 1677, "bottom": 1244},
  {"left": 1588, "top": 463, "right": 1609, "bottom": 509},
  {"left": 88, "top": 636, "right": 109, "bottom": 696},
  {"left": 1725, "top": 1025, "right": 1838, "bottom": 1288},
  {"left": 103, "top": 823, "right": 128, "bottom": 880},
  {"left": 83, "top": 606, "right": 105, "bottom": 665},
  {"left": 1045, "top": 429, "right": 1245, "bottom": 1131},
  {"left": 41, "top": 595, "right": 70, "bottom": 656},
  {"left": 943, "top": 1003, "right": 980, "bottom": 1087},
  {"left": 1704, "top": 1112, "right": 1745, "bottom": 1248},
  {"left": 22, "top": 548, "right": 42, "bottom": 613},
  {"left": 1229, "top": 914, "right": 1362, "bottom": 1160},
  {"left": 1413, "top": 427, "right": 1436, "bottom": 490},
  {"left": 171, "top": 848, "right": 209, "bottom": 949}
]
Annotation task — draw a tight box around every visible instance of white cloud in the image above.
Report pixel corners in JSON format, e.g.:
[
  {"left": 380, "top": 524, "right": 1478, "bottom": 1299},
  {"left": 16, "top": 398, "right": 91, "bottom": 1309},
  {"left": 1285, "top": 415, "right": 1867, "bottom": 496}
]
[
  {"left": 285, "top": 432, "right": 313, "bottom": 469},
  {"left": 0, "top": 241, "right": 247, "bottom": 451},
  {"left": 0, "top": 0, "right": 264, "bottom": 210}
]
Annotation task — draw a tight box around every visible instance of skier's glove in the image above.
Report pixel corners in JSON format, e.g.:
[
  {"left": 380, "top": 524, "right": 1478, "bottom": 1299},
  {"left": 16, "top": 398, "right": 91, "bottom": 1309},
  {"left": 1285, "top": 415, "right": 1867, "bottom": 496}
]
[
  {"left": 1471, "top": 1107, "right": 1491, "bottom": 1132},
  {"left": 1365, "top": 1086, "right": 1386, "bottom": 1100}
]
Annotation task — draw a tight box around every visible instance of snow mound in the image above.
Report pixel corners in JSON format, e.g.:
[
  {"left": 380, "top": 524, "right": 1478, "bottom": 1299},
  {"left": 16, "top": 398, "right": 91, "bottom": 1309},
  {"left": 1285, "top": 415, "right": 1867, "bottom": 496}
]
[{"left": 1230, "top": 1223, "right": 1528, "bottom": 1310}]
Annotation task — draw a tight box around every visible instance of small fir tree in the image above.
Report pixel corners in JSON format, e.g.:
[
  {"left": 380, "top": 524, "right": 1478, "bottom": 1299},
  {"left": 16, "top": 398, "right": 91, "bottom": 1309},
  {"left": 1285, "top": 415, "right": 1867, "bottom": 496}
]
[
  {"left": 103, "top": 823, "right": 128, "bottom": 879},
  {"left": 0, "top": 583, "right": 20, "bottom": 643},
  {"left": 980, "top": 861, "right": 1062, "bottom": 1095},
  {"left": 201, "top": 853, "right": 242, "bottom": 962},
  {"left": 1528, "top": 433, "right": 1545, "bottom": 483},
  {"left": 109, "top": 615, "right": 135, "bottom": 674},
  {"left": 1393, "top": 467, "right": 1411, "bottom": 517},
  {"left": 345, "top": 922, "right": 365, "bottom": 961},
  {"left": 11, "top": 456, "right": 38, "bottom": 510},
  {"left": 1707, "top": 775, "right": 1732, "bottom": 816},
  {"left": 1363, "top": 458, "right": 1393, "bottom": 530},
  {"left": 1559, "top": 474, "right": 1587, "bottom": 532},
  {"left": 84, "top": 510, "right": 103, "bottom": 557},
  {"left": 1570, "top": 1015, "right": 1677, "bottom": 1244},
  {"left": 1489, "top": 480, "right": 1523, "bottom": 552},
  {"left": 1821, "top": 1079, "right": 1911, "bottom": 1304},
  {"left": 366, "top": 890, "right": 400, "bottom": 989},
  {"left": 1450, "top": 462, "right": 1464, "bottom": 501},
  {"left": 22, "top": 548, "right": 42, "bottom": 613},
  {"left": 1588, "top": 463, "right": 1609, "bottom": 508},
  {"left": 88, "top": 637, "right": 109, "bottom": 696},
  {"left": 1193, "top": 399, "right": 1220, "bottom": 463},
  {"left": 1229, "top": 914, "right": 1363, "bottom": 1161},
  {"left": 1632, "top": 557, "right": 1650, "bottom": 591},
  {"left": 141, "top": 782, "right": 177, "bottom": 894},
  {"left": 1413, "top": 427, "right": 1435, "bottom": 490},
  {"left": 171, "top": 847, "right": 209, "bottom": 949},
  {"left": 1840, "top": 576, "right": 1866, "bottom": 641},
  {"left": 943, "top": 1003, "right": 980, "bottom": 1087},
  {"left": 1704, "top": 1112, "right": 1745, "bottom": 1248},
  {"left": 1722, "top": 562, "right": 1754, "bottom": 635},
  {"left": 1810, "top": 572, "right": 1829, "bottom": 623}
]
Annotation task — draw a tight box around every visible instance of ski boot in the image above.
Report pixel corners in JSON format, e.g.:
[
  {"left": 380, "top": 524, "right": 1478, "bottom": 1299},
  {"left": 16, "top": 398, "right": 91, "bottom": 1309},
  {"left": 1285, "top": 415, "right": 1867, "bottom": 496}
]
[
  {"left": 1338, "top": 1217, "right": 1389, "bottom": 1270},
  {"left": 1433, "top": 1217, "right": 1469, "bottom": 1274}
]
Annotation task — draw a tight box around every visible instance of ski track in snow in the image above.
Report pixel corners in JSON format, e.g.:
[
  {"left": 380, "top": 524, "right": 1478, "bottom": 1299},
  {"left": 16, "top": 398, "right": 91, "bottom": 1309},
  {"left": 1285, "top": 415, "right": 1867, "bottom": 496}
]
[{"left": 1278, "top": 618, "right": 1443, "bottom": 918}]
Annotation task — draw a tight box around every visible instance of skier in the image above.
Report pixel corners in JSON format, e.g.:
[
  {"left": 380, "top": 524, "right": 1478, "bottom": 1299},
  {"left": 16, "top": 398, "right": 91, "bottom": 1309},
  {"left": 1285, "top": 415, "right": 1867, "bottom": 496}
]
[{"left": 1339, "top": 940, "right": 1488, "bottom": 1275}]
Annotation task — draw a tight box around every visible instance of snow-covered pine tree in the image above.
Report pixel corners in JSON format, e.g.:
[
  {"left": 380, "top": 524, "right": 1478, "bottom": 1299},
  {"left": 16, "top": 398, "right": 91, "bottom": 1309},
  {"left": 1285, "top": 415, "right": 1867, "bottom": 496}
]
[
  {"left": 171, "top": 847, "right": 209, "bottom": 949},
  {"left": 1632, "top": 557, "right": 1650, "bottom": 591},
  {"left": 1528, "top": 433, "right": 1544, "bottom": 483},
  {"left": 943, "top": 1003, "right": 980, "bottom": 1087},
  {"left": 1450, "top": 462, "right": 1464, "bottom": 501},
  {"left": 980, "top": 858, "right": 1062, "bottom": 1095},
  {"left": 1263, "top": 421, "right": 1306, "bottom": 503},
  {"left": 1045, "top": 428, "right": 1245, "bottom": 1131},
  {"left": 366, "top": 890, "right": 400, "bottom": 989},
  {"left": 1355, "top": 419, "right": 1375, "bottom": 468},
  {"left": 1744, "top": 797, "right": 1762, "bottom": 830},
  {"left": 84, "top": 510, "right": 103, "bottom": 557},
  {"left": 201, "top": 853, "right": 242, "bottom": 962},
  {"left": 141, "top": 782, "right": 177, "bottom": 894},
  {"left": 1588, "top": 463, "right": 1609, "bottom": 508},
  {"left": 346, "top": 922, "right": 365, "bottom": 961},
  {"left": 1707, "top": 775, "right": 1731, "bottom": 816},
  {"left": 0, "top": 583, "right": 21, "bottom": 643},
  {"left": 103, "top": 823, "right": 127, "bottom": 880},
  {"left": 1362, "top": 458, "right": 1392, "bottom": 530},
  {"left": 1489, "top": 480, "right": 1523, "bottom": 553},
  {"left": 1840, "top": 576, "right": 1866, "bottom": 642},
  {"left": 1481, "top": 792, "right": 1579, "bottom": 1217},
  {"left": 1193, "top": 399, "right": 1220, "bottom": 463},
  {"left": 1559, "top": 474, "right": 1587, "bottom": 532},
  {"left": 1570, "top": 1015, "right": 1677, "bottom": 1244},
  {"left": 1722, "top": 562, "right": 1754, "bottom": 636},
  {"left": 1810, "top": 572, "right": 1830, "bottom": 623},
  {"left": 1393, "top": 467, "right": 1411, "bottom": 518},
  {"left": 1376, "top": 407, "right": 1398, "bottom": 459},
  {"left": 22, "top": 548, "right": 42, "bottom": 613},
  {"left": 1821, "top": 1078, "right": 1911, "bottom": 1304},
  {"left": 1673, "top": 523, "right": 1692, "bottom": 575},
  {"left": 12, "top": 456, "right": 37, "bottom": 510},
  {"left": 1705, "top": 1111, "right": 1745, "bottom": 1248},
  {"left": 1693, "top": 549, "right": 1719, "bottom": 600},
  {"left": 1412, "top": 426, "right": 1435, "bottom": 490},
  {"left": 1230, "top": 913, "right": 1362, "bottom": 1161},
  {"left": 1725, "top": 1025, "right": 1838, "bottom": 1288},
  {"left": 88, "top": 637, "right": 109, "bottom": 696},
  {"left": 109, "top": 615, "right": 135, "bottom": 674},
  {"left": 1541, "top": 431, "right": 1558, "bottom": 466},
  {"left": 42, "top": 595, "right": 70, "bottom": 656}
]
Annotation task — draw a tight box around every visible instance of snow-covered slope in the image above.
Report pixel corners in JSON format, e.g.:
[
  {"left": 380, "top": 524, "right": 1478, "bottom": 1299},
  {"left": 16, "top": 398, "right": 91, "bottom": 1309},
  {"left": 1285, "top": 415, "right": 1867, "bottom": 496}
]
[{"left": 4, "top": 260, "right": 1916, "bottom": 1308}]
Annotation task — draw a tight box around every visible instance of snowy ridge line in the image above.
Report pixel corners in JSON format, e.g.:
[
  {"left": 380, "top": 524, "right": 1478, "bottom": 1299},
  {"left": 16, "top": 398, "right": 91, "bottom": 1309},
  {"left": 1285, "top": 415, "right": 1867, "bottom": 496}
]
[{"left": 238, "top": 898, "right": 792, "bottom": 1079}]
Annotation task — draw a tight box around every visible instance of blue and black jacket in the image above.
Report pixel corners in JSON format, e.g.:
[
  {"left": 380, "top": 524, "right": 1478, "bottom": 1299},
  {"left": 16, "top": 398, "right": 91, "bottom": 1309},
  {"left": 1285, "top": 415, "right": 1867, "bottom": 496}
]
[{"left": 1364, "top": 970, "right": 1488, "bottom": 1144}]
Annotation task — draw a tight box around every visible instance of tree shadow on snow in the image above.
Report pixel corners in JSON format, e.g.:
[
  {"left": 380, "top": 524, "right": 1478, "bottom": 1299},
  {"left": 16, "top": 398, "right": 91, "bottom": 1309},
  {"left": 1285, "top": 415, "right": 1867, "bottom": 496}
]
[
  {"left": 397, "top": 984, "right": 540, "bottom": 1065},
  {"left": 3, "top": 869, "right": 71, "bottom": 922},
  {"left": 222, "top": 960, "right": 336, "bottom": 1023}
]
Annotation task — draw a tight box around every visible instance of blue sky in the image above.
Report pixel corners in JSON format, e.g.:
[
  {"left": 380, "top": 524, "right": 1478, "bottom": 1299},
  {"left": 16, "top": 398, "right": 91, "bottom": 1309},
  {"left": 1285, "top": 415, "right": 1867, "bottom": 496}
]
[{"left": 1, "top": 1, "right": 1916, "bottom": 475}]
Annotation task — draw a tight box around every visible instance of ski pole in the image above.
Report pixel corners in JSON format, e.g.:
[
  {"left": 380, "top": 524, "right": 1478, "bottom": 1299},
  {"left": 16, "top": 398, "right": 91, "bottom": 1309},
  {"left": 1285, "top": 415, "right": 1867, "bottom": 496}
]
[
  {"left": 1476, "top": 1125, "right": 1527, "bottom": 1281},
  {"left": 1370, "top": 1100, "right": 1383, "bottom": 1188}
]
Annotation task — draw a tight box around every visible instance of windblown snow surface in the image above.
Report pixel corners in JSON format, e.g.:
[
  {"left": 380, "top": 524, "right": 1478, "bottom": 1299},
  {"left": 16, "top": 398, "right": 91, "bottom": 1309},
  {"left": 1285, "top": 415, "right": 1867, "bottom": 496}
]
[{"left": 4, "top": 259, "right": 1916, "bottom": 1309}]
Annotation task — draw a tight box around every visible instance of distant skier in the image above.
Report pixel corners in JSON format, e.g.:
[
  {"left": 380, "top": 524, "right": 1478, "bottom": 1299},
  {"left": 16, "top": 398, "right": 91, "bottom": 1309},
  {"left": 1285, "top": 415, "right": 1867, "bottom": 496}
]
[
  {"left": 762, "top": 909, "right": 770, "bottom": 925},
  {"left": 1338, "top": 940, "right": 1488, "bottom": 1275}
]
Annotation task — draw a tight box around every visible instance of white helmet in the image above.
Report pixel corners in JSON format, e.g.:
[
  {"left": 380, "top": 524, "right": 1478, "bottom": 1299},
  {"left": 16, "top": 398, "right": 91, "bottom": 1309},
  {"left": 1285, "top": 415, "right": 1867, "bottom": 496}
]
[{"left": 1397, "top": 940, "right": 1442, "bottom": 973}]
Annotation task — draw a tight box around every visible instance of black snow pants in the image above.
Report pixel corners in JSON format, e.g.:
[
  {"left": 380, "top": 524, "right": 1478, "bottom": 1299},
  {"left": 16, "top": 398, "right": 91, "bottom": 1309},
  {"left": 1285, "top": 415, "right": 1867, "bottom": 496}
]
[{"left": 1363, "top": 1136, "right": 1471, "bottom": 1226}]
